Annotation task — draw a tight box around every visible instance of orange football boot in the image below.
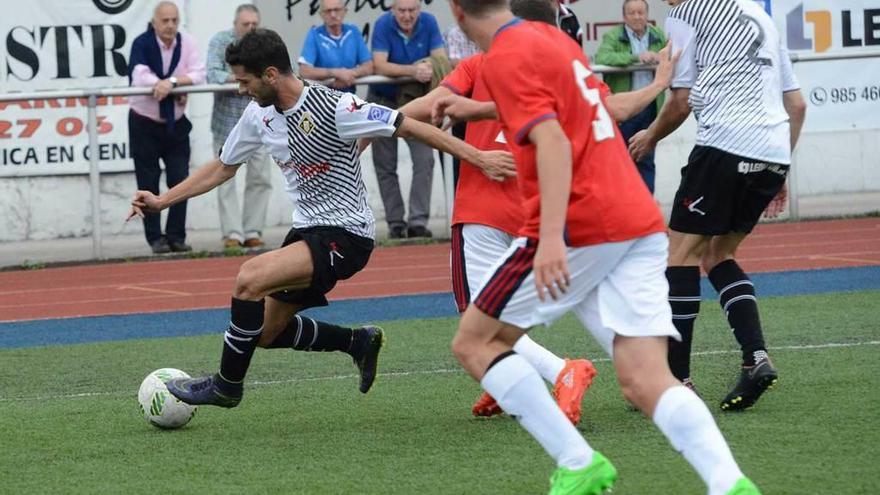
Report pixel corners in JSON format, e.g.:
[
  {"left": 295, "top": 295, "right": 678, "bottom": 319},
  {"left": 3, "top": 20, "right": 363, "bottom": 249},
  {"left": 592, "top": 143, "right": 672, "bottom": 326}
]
[
  {"left": 552, "top": 359, "right": 597, "bottom": 424},
  {"left": 471, "top": 391, "right": 503, "bottom": 417}
]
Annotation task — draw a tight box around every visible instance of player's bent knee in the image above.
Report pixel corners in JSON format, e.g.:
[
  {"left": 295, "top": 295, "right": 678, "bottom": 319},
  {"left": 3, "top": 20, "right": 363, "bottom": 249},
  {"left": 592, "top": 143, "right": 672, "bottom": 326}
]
[
  {"left": 450, "top": 332, "right": 473, "bottom": 361},
  {"left": 233, "top": 260, "right": 268, "bottom": 300}
]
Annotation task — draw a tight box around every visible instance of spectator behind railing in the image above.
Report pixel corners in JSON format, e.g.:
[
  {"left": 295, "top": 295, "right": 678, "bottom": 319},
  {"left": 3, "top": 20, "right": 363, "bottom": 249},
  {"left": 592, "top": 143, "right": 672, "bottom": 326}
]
[
  {"left": 297, "top": 0, "right": 374, "bottom": 93},
  {"left": 369, "top": 0, "right": 449, "bottom": 240},
  {"left": 207, "top": 3, "right": 273, "bottom": 250},
  {"left": 594, "top": 0, "right": 666, "bottom": 193},
  {"left": 443, "top": 25, "right": 480, "bottom": 68},
  {"left": 128, "top": 0, "right": 206, "bottom": 254}
]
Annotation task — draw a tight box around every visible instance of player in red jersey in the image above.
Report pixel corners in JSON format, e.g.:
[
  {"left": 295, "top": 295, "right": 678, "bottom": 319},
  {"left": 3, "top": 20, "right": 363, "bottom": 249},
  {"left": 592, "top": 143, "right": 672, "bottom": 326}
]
[
  {"left": 444, "top": 1, "right": 761, "bottom": 494},
  {"left": 398, "top": 0, "right": 596, "bottom": 425},
  {"left": 400, "top": 0, "right": 684, "bottom": 425}
]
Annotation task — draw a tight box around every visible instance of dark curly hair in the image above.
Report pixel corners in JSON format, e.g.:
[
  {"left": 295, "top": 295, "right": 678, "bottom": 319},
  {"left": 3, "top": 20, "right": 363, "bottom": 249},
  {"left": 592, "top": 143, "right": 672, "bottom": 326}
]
[
  {"left": 452, "top": 0, "right": 507, "bottom": 16},
  {"left": 225, "top": 28, "right": 293, "bottom": 76},
  {"left": 510, "top": 0, "right": 556, "bottom": 25}
]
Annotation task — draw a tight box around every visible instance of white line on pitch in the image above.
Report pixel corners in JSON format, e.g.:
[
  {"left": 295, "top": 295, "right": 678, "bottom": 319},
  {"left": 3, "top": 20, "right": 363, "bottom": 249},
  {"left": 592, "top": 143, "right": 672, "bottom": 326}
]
[{"left": 2, "top": 340, "right": 878, "bottom": 403}]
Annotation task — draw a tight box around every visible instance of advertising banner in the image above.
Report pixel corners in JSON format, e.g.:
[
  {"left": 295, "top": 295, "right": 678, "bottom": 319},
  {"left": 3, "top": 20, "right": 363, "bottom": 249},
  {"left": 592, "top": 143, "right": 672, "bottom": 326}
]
[
  {"left": 770, "top": 0, "right": 880, "bottom": 131},
  {"left": 0, "top": 0, "right": 156, "bottom": 176}
]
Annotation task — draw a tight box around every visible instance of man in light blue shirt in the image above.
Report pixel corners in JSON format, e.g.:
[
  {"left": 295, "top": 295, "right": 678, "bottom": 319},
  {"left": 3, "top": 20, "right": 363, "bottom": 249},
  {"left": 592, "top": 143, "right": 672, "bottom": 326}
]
[{"left": 298, "top": 0, "right": 373, "bottom": 93}]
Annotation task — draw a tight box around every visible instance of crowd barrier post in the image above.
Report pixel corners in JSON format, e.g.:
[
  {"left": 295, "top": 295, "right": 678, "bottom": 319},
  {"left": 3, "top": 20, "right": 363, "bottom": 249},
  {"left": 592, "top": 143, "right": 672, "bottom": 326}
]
[{"left": 87, "top": 94, "right": 104, "bottom": 259}]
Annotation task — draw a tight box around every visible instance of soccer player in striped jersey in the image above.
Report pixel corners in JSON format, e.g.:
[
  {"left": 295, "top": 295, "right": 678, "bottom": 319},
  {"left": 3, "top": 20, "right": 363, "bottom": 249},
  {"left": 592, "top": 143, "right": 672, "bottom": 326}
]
[
  {"left": 446, "top": 1, "right": 760, "bottom": 493},
  {"left": 127, "top": 28, "right": 515, "bottom": 408},
  {"left": 629, "top": 0, "right": 807, "bottom": 411}
]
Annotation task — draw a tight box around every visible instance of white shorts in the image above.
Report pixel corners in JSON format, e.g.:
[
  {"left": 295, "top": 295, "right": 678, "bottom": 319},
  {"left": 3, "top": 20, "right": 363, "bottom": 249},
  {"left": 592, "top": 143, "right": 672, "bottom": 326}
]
[
  {"left": 472, "top": 232, "right": 679, "bottom": 356},
  {"left": 451, "top": 224, "right": 516, "bottom": 312}
]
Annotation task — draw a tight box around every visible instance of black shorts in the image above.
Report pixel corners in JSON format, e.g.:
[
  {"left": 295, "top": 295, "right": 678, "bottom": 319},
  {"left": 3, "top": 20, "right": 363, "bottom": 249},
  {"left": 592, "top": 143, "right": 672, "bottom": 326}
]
[
  {"left": 269, "top": 226, "right": 374, "bottom": 309},
  {"left": 669, "top": 146, "right": 789, "bottom": 235}
]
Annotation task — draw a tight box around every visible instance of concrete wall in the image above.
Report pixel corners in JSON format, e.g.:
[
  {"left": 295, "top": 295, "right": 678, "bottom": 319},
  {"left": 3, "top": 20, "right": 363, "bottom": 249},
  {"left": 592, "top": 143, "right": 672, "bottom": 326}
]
[{"left": 0, "top": 0, "right": 877, "bottom": 242}]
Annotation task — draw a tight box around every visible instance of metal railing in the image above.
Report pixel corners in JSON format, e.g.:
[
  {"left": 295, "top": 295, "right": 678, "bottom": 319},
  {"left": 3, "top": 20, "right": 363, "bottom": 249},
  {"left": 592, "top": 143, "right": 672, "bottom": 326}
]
[{"left": 0, "top": 51, "right": 877, "bottom": 259}]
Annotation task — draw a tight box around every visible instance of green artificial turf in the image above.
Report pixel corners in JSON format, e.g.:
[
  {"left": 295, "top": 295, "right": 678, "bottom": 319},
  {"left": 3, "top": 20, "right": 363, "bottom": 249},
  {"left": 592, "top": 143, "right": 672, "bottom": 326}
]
[{"left": 1, "top": 291, "right": 878, "bottom": 494}]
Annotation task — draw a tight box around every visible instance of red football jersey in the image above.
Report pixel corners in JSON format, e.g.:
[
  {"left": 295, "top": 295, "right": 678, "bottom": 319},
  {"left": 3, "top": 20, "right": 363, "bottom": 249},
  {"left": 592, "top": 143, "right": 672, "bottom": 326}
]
[
  {"left": 483, "top": 20, "right": 665, "bottom": 246},
  {"left": 441, "top": 55, "right": 523, "bottom": 236}
]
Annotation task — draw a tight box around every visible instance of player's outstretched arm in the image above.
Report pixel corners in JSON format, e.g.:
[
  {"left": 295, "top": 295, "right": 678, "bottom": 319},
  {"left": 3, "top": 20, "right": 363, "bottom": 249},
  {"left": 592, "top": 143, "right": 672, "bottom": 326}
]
[
  {"left": 127, "top": 159, "right": 239, "bottom": 221},
  {"left": 432, "top": 95, "right": 497, "bottom": 129},
  {"left": 529, "top": 119, "right": 572, "bottom": 303},
  {"left": 395, "top": 117, "right": 516, "bottom": 181},
  {"left": 398, "top": 86, "right": 456, "bottom": 123},
  {"left": 628, "top": 87, "right": 691, "bottom": 162},
  {"left": 605, "top": 42, "right": 680, "bottom": 122}
]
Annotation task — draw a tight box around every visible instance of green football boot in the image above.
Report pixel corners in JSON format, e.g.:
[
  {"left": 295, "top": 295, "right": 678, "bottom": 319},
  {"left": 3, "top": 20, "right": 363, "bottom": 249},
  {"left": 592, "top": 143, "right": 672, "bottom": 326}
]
[
  {"left": 548, "top": 452, "right": 618, "bottom": 495},
  {"left": 725, "top": 477, "right": 762, "bottom": 494}
]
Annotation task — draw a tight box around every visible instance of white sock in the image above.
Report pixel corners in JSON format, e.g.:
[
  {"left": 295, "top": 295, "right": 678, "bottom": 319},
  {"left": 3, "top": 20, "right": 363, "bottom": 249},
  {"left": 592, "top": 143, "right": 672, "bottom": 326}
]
[
  {"left": 513, "top": 334, "right": 567, "bottom": 383},
  {"left": 652, "top": 386, "right": 744, "bottom": 495},
  {"left": 481, "top": 353, "right": 593, "bottom": 469}
]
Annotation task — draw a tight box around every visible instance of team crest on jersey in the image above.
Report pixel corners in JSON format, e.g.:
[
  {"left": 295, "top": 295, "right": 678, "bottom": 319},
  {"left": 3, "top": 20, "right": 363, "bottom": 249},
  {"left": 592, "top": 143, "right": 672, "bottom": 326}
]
[{"left": 299, "top": 112, "right": 317, "bottom": 134}]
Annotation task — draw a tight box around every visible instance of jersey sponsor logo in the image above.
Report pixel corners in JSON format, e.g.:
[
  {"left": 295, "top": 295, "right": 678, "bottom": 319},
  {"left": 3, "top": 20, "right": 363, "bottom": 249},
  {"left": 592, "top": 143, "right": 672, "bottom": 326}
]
[
  {"left": 683, "top": 196, "right": 706, "bottom": 216},
  {"left": 276, "top": 159, "right": 331, "bottom": 178},
  {"left": 298, "top": 112, "right": 317, "bottom": 134},
  {"left": 495, "top": 131, "right": 507, "bottom": 144},
  {"left": 367, "top": 106, "right": 392, "bottom": 124},
  {"left": 738, "top": 161, "right": 788, "bottom": 176},
  {"left": 262, "top": 116, "right": 274, "bottom": 131},
  {"left": 347, "top": 100, "right": 367, "bottom": 113},
  {"left": 296, "top": 161, "right": 331, "bottom": 179}
]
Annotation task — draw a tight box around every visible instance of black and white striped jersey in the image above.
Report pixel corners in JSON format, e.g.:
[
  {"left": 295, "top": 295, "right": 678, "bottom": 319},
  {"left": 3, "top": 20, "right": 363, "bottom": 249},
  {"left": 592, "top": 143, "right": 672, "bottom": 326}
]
[
  {"left": 220, "top": 83, "right": 403, "bottom": 240},
  {"left": 667, "top": 0, "right": 800, "bottom": 164}
]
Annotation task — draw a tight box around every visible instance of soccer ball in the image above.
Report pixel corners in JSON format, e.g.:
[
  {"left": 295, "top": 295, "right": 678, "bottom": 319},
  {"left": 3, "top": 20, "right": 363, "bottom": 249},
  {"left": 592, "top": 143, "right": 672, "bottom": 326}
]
[{"left": 137, "top": 368, "right": 197, "bottom": 429}]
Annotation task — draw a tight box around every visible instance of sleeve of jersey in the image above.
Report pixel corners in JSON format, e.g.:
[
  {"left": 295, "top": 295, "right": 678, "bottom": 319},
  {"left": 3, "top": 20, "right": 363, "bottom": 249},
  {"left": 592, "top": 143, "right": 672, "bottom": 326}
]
[
  {"left": 219, "top": 103, "right": 262, "bottom": 166},
  {"left": 441, "top": 56, "right": 477, "bottom": 97},
  {"left": 335, "top": 93, "right": 402, "bottom": 140},
  {"left": 485, "top": 53, "right": 557, "bottom": 145},
  {"left": 778, "top": 43, "right": 800, "bottom": 92},
  {"left": 666, "top": 17, "right": 698, "bottom": 89}
]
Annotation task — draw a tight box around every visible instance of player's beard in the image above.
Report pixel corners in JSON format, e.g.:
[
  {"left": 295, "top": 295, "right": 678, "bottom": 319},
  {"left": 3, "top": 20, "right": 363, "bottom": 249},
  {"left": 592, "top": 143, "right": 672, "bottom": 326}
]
[{"left": 252, "top": 85, "right": 277, "bottom": 107}]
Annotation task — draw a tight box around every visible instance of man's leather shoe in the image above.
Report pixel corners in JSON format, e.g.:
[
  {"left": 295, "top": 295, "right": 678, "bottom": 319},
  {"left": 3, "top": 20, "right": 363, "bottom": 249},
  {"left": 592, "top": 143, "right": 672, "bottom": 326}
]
[{"left": 168, "top": 240, "right": 192, "bottom": 253}]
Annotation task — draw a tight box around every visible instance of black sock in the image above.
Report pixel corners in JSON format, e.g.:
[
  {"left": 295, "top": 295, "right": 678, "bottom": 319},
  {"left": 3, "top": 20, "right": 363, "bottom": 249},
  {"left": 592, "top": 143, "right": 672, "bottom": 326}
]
[
  {"left": 708, "top": 260, "right": 766, "bottom": 366},
  {"left": 218, "top": 298, "right": 265, "bottom": 386},
  {"left": 666, "top": 266, "right": 701, "bottom": 381},
  {"left": 265, "top": 315, "right": 356, "bottom": 354}
]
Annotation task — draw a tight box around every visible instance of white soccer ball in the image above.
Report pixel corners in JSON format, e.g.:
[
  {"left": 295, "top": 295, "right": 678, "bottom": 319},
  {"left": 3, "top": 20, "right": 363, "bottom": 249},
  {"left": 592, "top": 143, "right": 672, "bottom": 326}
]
[{"left": 137, "top": 368, "right": 198, "bottom": 429}]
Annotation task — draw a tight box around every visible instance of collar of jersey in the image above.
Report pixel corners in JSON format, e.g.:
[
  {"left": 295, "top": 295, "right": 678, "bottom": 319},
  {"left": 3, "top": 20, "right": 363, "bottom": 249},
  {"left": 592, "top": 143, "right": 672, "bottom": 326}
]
[
  {"left": 274, "top": 81, "right": 311, "bottom": 116},
  {"left": 494, "top": 17, "right": 523, "bottom": 39}
]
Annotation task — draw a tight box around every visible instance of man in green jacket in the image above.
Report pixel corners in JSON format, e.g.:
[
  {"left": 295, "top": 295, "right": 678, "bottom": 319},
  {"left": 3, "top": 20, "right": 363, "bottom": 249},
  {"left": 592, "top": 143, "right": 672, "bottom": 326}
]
[{"left": 595, "top": 0, "right": 666, "bottom": 193}]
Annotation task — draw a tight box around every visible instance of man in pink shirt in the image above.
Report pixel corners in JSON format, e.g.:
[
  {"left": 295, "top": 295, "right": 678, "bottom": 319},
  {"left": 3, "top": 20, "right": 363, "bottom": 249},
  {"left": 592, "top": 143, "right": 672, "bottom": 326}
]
[{"left": 128, "top": 1, "right": 206, "bottom": 254}]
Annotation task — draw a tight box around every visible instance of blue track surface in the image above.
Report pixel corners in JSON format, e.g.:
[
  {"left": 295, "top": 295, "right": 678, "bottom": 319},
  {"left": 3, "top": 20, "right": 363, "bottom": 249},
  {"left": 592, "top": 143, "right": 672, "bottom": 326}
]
[{"left": 1, "top": 266, "right": 878, "bottom": 349}]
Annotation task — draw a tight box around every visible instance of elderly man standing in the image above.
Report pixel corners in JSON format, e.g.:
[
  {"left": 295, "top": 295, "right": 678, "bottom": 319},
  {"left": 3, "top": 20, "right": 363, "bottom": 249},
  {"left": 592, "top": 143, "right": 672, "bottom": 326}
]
[
  {"left": 595, "top": 0, "right": 666, "bottom": 192},
  {"left": 128, "top": 1, "right": 206, "bottom": 254},
  {"left": 207, "top": 4, "right": 273, "bottom": 250},
  {"left": 369, "top": 0, "right": 447, "bottom": 239},
  {"left": 298, "top": 0, "right": 373, "bottom": 93}
]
